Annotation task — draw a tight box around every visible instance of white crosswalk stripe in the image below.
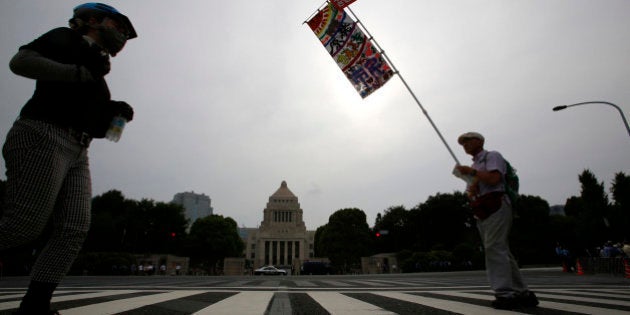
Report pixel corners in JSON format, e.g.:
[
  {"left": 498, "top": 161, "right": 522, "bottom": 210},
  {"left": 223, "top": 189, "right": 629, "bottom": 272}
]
[
  {"left": 293, "top": 280, "right": 317, "bottom": 287},
  {"left": 1, "top": 286, "right": 629, "bottom": 314},
  {"left": 432, "top": 290, "right": 630, "bottom": 315},
  {"left": 347, "top": 280, "right": 394, "bottom": 287},
  {"left": 538, "top": 288, "right": 630, "bottom": 300},
  {"left": 192, "top": 291, "right": 274, "bottom": 315},
  {"left": 61, "top": 290, "right": 206, "bottom": 315},
  {"left": 0, "top": 290, "right": 137, "bottom": 311},
  {"left": 308, "top": 291, "right": 395, "bottom": 314},
  {"left": 375, "top": 291, "right": 528, "bottom": 315}
]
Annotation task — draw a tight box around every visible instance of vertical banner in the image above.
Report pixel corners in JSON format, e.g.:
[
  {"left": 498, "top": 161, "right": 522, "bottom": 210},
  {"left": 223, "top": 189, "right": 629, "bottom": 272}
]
[{"left": 307, "top": 3, "right": 394, "bottom": 98}]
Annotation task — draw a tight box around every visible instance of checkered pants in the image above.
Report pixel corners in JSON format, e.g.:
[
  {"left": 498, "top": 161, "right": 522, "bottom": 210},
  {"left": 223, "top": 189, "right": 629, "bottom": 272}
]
[{"left": 1, "top": 119, "right": 91, "bottom": 283}]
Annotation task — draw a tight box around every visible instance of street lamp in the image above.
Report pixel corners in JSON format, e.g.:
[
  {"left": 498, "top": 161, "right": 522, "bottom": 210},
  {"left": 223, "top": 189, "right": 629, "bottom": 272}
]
[{"left": 553, "top": 101, "right": 630, "bottom": 138}]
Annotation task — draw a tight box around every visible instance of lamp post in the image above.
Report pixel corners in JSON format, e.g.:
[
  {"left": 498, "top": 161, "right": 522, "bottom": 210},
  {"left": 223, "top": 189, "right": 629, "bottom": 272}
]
[{"left": 553, "top": 101, "right": 630, "bottom": 138}]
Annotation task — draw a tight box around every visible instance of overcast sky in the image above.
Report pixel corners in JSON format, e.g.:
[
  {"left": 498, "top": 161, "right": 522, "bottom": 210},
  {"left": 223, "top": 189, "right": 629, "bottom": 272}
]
[{"left": 1, "top": 0, "right": 628, "bottom": 230}]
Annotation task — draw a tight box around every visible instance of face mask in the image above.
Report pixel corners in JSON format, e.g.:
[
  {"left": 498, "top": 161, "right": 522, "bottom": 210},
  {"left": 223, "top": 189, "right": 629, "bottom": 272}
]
[{"left": 95, "top": 24, "right": 127, "bottom": 56}]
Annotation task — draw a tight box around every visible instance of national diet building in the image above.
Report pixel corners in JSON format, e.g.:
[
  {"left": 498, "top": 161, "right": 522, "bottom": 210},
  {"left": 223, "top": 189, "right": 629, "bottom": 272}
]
[{"left": 241, "top": 181, "right": 316, "bottom": 269}]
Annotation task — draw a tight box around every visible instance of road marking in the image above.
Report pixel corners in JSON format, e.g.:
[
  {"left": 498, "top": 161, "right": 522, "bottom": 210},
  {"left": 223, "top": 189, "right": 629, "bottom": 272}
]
[
  {"left": 294, "top": 280, "right": 317, "bottom": 287},
  {"left": 535, "top": 292, "right": 630, "bottom": 307},
  {"left": 52, "top": 290, "right": 142, "bottom": 302},
  {"left": 539, "top": 288, "right": 630, "bottom": 299},
  {"left": 348, "top": 280, "right": 393, "bottom": 286},
  {"left": 377, "top": 292, "right": 527, "bottom": 315},
  {"left": 368, "top": 279, "right": 420, "bottom": 286},
  {"left": 2, "top": 285, "right": 629, "bottom": 314},
  {"left": 260, "top": 281, "right": 280, "bottom": 287},
  {"left": 308, "top": 291, "right": 395, "bottom": 314},
  {"left": 537, "top": 300, "right": 630, "bottom": 315},
  {"left": 0, "top": 293, "right": 28, "bottom": 301},
  {"left": 435, "top": 291, "right": 630, "bottom": 315},
  {"left": 318, "top": 280, "right": 353, "bottom": 287},
  {"left": 192, "top": 291, "right": 274, "bottom": 315},
  {"left": 60, "top": 290, "right": 205, "bottom": 315},
  {"left": 0, "top": 290, "right": 140, "bottom": 311}
]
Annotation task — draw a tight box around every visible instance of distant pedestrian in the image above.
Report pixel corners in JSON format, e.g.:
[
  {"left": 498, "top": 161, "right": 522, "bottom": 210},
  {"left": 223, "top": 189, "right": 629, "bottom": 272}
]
[
  {"left": 1, "top": 6, "right": 137, "bottom": 313},
  {"left": 623, "top": 240, "right": 630, "bottom": 258},
  {"left": 454, "top": 132, "right": 538, "bottom": 310}
]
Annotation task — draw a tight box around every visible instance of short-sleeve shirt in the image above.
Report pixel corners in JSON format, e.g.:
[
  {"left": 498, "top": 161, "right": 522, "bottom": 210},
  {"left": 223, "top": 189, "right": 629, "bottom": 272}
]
[{"left": 471, "top": 150, "right": 506, "bottom": 195}]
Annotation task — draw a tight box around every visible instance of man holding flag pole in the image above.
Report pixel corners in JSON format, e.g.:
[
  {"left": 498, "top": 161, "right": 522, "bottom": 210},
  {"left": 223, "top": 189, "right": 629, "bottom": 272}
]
[{"left": 306, "top": 0, "right": 538, "bottom": 310}]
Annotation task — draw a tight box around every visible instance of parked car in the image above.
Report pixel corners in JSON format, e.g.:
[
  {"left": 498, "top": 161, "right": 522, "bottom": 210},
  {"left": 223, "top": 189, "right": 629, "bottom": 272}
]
[{"left": 254, "top": 266, "right": 287, "bottom": 275}]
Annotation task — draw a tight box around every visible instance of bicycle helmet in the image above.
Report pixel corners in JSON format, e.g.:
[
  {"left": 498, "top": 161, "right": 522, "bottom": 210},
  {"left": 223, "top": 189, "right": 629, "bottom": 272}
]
[{"left": 70, "top": 3, "right": 137, "bottom": 39}]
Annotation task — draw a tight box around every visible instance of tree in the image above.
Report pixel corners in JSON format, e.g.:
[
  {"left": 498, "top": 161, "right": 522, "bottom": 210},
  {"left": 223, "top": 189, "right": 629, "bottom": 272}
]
[
  {"left": 511, "top": 195, "right": 553, "bottom": 264},
  {"left": 610, "top": 172, "right": 630, "bottom": 241},
  {"left": 373, "top": 206, "right": 411, "bottom": 253},
  {"left": 317, "top": 208, "right": 373, "bottom": 273},
  {"left": 142, "top": 200, "right": 189, "bottom": 254},
  {"left": 0, "top": 179, "right": 5, "bottom": 217},
  {"left": 412, "top": 192, "right": 474, "bottom": 252},
  {"left": 313, "top": 224, "right": 327, "bottom": 257},
  {"left": 186, "top": 214, "right": 244, "bottom": 275},
  {"left": 83, "top": 191, "right": 188, "bottom": 255},
  {"left": 547, "top": 214, "right": 577, "bottom": 255},
  {"left": 84, "top": 190, "right": 134, "bottom": 252},
  {"left": 571, "top": 170, "right": 611, "bottom": 250}
]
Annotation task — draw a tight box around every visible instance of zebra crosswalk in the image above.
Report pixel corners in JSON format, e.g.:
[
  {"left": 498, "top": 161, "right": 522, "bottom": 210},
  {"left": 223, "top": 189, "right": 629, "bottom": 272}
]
[{"left": 1, "top": 287, "right": 629, "bottom": 314}]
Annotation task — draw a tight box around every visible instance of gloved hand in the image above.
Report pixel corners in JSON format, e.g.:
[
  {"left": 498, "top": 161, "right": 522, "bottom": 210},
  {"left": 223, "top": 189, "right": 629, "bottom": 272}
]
[
  {"left": 110, "top": 101, "right": 134, "bottom": 122},
  {"left": 83, "top": 45, "right": 111, "bottom": 78}
]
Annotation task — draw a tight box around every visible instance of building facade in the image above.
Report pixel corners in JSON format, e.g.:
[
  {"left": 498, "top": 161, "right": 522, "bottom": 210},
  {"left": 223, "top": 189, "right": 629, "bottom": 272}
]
[
  {"left": 242, "top": 181, "right": 315, "bottom": 270},
  {"left": 172, "top": 191, "right": 213, "bottom": 228}
]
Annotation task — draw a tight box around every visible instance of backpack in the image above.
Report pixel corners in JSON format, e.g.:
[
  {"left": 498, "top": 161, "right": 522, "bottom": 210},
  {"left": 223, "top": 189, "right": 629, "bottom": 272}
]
[
  {"left": 504, "top": 160, "right": 520, "bottom": 206},
  {"left": 480, "top": 152, "right": 520, "bottom": 205}
]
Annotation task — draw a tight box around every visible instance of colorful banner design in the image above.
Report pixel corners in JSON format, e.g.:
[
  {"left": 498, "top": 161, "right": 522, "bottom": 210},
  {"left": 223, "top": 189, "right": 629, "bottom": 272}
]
[
  {"left": 330, "top": 0, "right": 357, "bottom": 11},
  {"left": 308, "top": 3, "right": 394, "bottom": 98}
]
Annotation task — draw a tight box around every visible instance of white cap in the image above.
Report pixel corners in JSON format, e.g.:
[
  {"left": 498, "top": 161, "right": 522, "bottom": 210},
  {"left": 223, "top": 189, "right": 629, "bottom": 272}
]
[{"left": 457, "top": 132, "right": 484, "bottom": 145}]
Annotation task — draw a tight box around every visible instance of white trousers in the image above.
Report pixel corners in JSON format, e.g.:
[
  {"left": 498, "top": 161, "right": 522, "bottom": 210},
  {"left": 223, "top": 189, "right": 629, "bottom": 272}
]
[{"left": 476, "top": 197, "right": 528, "bottom": 298}]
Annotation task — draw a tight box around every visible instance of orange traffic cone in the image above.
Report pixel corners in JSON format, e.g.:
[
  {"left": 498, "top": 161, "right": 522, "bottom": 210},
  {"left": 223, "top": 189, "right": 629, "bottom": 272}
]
[
  {"left": 562, "top": 262, "right": 568, "bottom": 272},
  {"left": 624, "top": 258, "right": 630, "bottom": 279},
  {"left": 576, "top": 259, "right": 585, "bottom": 275}
]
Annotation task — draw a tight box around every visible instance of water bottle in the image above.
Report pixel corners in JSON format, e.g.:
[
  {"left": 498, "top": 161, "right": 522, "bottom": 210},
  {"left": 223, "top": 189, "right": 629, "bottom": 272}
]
[{"left": 105, "top": 115, "right": 127, "bottom": 142}]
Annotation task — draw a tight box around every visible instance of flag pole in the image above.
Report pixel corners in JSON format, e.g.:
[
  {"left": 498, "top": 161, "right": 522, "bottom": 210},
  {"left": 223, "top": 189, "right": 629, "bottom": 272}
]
[
  {"left": 346, "top": 6, "right": 461, "bottom": 165},
  {"left": 303, "top": 1, "right": 330, "bottom": 24}
]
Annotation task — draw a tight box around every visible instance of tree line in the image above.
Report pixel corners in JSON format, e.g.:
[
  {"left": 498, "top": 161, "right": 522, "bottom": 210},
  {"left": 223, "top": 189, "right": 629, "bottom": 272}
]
[
  {"left": 1, "top": 169, "right": 628, "bottom": 275},
  {"left": 314, "top": 170, "right": 629, "bottom": 273},
  {"left": 0, "top": 189, "right": 244, "bottom": 276}
]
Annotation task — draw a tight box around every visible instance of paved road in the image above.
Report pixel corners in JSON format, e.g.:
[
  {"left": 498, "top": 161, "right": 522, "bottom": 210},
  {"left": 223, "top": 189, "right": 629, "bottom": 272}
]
[{"left": 1, "top": 268, "right": 629, "bottom": 314}]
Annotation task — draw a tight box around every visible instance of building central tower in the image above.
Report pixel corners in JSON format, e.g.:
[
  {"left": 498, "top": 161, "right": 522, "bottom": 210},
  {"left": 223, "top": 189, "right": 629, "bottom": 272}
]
[{"left": 243, "top": 181, "right": 314, "bottom": 269}]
